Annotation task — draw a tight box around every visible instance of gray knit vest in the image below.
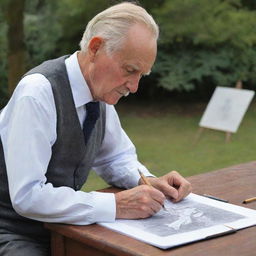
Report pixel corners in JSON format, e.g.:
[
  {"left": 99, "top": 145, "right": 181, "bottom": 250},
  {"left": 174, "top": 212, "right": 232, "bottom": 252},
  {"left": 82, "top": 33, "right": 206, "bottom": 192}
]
[{"left": 0, "top": 55, "right": 106, "bottom": 241}]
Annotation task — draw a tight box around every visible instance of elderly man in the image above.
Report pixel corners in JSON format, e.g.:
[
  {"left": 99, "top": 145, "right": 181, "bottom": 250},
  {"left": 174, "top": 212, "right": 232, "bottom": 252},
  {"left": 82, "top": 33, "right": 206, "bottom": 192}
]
[{"left": 0, "top": 2, "right": 191, "bottom": 255}]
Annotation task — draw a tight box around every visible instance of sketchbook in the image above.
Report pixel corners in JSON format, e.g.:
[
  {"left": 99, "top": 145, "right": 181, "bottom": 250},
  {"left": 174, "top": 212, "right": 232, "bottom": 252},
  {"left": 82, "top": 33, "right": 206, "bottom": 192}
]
[{"left": 99, "top": 193, "right": 256, "bottom": 249}]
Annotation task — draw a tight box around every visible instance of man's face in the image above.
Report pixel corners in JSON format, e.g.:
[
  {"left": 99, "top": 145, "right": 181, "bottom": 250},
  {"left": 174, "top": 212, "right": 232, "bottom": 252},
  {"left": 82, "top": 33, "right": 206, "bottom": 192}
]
[{"left": 86, "top": 24, "right": 157, "bottom": 105}]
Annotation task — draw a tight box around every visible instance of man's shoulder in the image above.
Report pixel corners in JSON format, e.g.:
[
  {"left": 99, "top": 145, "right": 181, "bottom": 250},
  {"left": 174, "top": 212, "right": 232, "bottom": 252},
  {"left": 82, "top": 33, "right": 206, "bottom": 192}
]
[
  {"left": 11, "top": 74, "right": 56, "bottom": 117},
  {"left": 17, "top": 73, "right": 53, "bottom": 100},
  {"left": 1, "top": 74, "right": 56, "bottom": 126}
]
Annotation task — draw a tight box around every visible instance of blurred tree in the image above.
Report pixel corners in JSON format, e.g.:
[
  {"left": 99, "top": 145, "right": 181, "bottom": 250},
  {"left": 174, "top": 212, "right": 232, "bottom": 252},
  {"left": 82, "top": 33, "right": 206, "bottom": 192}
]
[
  {"left": 153, "top": 0, "right": 256, "bottom": 93},
  {"left": 24, "top": 0, "right": 62, "bottom": 68},
  {"left": 0, "top": 6, "right": 8, "bottom": 107},
  {"left": 241, "top": 0, "right": 256, "bottom": 9},
  {"left": 1, "top": 0, "right": 256, "bottom": 102},
  {"left": 55, "top": 0, "right": 166, "bottom": 55},
  {"left": 138, "top": 0, "right": 165, "bottom": 10},
  {"left": 55, "top": 0, "right": 115, "bottom": 55},
  {"left": 5, "top": 0, "right": 26, "bottom": 95}
]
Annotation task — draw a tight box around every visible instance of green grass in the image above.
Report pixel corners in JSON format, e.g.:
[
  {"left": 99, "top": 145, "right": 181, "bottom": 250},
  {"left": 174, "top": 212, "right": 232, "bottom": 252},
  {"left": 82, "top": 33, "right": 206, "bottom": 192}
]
[{"left": 82, "top": 100, "right": 256, "bottom": 192}]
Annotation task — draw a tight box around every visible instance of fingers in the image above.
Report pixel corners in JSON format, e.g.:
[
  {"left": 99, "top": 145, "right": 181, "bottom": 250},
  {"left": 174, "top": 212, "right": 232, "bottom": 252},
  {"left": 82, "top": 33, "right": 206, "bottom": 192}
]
[
  {"left": 162, "top": 185, "right": 179, "bottom": 201},
  {"left": 148, "top": 171, "right": 192, "bottom": 202},
  {"left": 168, "top": 171, "right": 192, "bottom": 202},
  {"left": 115, "top": 185, "right": 165, "bottom": 219}
]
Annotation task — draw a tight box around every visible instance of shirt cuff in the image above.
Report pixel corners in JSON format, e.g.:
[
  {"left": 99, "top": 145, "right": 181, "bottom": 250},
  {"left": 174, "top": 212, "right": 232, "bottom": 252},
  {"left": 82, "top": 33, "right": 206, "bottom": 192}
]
[{"left": 90, "top": 191, "right": 116, "bottom": 223}]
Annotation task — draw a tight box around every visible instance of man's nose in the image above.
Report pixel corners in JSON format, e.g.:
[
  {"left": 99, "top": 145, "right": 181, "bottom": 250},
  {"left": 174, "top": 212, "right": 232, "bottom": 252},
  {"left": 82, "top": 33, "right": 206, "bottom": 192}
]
[{"left": 127, "top": 75, "right": 141, "bottom": 93}]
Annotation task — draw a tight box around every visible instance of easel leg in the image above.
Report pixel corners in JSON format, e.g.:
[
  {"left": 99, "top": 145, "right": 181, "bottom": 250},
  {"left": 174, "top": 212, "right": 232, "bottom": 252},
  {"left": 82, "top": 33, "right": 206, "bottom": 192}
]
[
  {"left": 194, "top": 127, "right": 204, "bottom": 144},
  {"left": 225, "top": 132, "right": 232, "bottom": 143}
]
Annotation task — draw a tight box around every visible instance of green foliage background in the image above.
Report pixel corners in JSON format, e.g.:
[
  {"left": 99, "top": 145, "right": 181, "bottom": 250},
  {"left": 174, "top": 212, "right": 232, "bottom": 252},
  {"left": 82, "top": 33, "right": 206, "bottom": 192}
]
[
  {"left": 153, "top": 0, "right": 256, "bottom": 92},
  {"left": 0, "top": 0, "right": 256, "bottom": 104}
]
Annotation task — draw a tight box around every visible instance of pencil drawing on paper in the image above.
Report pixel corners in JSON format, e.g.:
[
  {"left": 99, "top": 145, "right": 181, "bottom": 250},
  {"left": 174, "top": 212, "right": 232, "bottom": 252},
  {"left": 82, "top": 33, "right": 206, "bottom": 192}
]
[{"left": 118, "top": 198, "right": 245, "bottom": 237}]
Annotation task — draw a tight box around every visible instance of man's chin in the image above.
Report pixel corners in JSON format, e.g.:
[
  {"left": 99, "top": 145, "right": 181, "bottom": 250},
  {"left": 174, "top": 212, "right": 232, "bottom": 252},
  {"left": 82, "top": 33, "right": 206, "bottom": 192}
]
[{"left": 103, "top": 96, "right": 122, "bottom": 105}]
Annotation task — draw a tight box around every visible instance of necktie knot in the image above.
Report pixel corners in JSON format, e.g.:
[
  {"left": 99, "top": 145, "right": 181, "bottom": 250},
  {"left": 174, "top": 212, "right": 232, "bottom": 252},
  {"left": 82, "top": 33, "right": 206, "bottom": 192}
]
[{"left": 83, "top": 101, "right": 100, "bottom": 144}]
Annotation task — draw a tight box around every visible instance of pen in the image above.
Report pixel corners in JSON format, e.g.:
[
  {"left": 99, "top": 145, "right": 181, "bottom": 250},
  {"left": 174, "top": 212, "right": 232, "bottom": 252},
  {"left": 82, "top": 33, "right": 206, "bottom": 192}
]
[
  {"left": 138, "top": 169, "right": 168, "bottom": 211},
  {"left": 202, "top": 194, "right": 229, "bottom": 203},
  {"left": 243, "top": 197, "right": 256, "bottom": 204}
]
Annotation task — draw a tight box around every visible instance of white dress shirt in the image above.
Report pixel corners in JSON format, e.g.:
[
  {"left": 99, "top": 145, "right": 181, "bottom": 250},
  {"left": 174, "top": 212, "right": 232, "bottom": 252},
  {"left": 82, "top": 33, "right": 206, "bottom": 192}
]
[{"left": 0, "top": 52, "right": 152, "bottom": 225}]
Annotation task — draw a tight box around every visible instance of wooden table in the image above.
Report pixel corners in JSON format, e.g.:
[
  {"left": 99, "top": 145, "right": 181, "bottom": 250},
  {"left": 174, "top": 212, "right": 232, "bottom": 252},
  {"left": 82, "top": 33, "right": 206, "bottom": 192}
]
[{"left": 45, "top": 161, "right": 256, "bottom": 256}]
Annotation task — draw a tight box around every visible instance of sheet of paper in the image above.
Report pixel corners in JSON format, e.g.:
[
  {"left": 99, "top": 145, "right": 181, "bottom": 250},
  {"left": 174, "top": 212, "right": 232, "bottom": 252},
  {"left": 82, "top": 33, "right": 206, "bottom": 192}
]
[{"left": 99, "top": 193, "right": 256, "bottom": 249}]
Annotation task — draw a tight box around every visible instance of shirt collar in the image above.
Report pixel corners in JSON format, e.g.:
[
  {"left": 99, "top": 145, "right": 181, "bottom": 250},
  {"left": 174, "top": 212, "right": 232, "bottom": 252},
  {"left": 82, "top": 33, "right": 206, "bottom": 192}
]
[{"left": 65, "top": 51, "right": 93, "bottom": 107}]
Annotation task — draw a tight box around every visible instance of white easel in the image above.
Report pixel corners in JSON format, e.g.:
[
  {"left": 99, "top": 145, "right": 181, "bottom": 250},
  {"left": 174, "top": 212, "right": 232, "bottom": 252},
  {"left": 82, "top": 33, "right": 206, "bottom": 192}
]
[{"left": 195, "top": 80, "right": 254, "bottom": 143}]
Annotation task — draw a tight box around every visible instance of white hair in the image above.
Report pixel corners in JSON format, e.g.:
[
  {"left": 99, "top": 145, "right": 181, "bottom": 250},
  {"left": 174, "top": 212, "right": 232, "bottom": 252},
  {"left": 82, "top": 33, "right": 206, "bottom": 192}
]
[{"left": 79, "top": 2, "right": 159, "bottom": 55}]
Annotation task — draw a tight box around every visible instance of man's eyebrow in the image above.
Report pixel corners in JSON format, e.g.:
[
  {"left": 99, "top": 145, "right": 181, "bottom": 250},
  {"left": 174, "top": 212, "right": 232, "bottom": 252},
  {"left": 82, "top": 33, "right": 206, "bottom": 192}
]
[
  {"left": 126, "top": 64, "right": 151, "bottom": 76},
  {"left": 126, "top": 64, "right": 140, "bottom": 71}
]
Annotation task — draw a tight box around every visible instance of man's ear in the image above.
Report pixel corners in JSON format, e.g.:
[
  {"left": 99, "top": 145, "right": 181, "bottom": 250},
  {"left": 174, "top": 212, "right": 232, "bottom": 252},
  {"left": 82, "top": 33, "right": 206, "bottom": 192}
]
[{"left": 88, "top": 37, "right": 104, "bottom": 61}]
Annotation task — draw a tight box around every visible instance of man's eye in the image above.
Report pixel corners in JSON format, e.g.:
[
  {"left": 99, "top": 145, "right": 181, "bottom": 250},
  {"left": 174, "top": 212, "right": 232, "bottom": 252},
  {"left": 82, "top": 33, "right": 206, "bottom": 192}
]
[{"left": 127, "top": 69, "right": 135, "bottom": 74}]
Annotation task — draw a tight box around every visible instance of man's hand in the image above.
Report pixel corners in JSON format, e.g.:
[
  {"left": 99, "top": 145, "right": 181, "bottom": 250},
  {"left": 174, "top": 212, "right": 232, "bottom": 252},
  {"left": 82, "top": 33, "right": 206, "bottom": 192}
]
[
  {"left": 115, "top": 171, "right": 191, "bottom": 220},
  {"left": 115, "top": 185, "right": 165, "bottom": 219},
  {"left": 147, "top": 171, "right": 192, "bottom": 202}
]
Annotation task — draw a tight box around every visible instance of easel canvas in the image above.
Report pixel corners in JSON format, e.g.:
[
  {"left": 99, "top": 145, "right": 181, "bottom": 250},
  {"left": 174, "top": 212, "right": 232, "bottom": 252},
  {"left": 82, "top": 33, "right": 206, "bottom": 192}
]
[{"left": 198, "top": 87, "right": 254, "bottom": 141}]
